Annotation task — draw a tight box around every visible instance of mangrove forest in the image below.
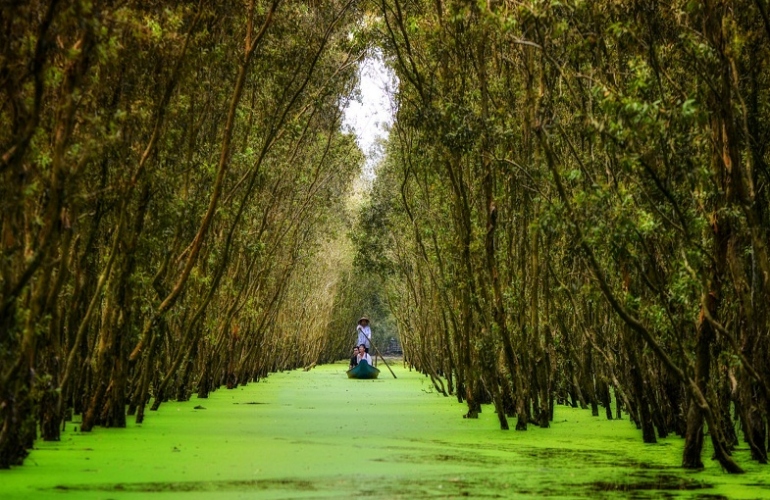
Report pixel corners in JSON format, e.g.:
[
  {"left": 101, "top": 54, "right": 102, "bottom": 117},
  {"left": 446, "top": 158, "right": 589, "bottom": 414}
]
[{"left": 2, "top": 0, "right": 770, "bottom": 494}]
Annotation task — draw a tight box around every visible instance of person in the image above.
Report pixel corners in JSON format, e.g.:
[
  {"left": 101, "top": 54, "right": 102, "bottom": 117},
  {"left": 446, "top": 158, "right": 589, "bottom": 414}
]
[
  {"left": 349, "top": 346, "right": 359, "bottom": 370},
  {"left": 356, "top": 343, "right": 373, "bottom": 365},
  {"left": 356, "top": 317, "right": 372, "bottom": 353}
]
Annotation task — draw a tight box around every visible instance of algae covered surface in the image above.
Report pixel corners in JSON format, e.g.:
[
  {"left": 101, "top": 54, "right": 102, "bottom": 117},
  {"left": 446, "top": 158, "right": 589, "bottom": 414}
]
[{"left": 1, "top": 362, "right": 768, "bottom": 499}]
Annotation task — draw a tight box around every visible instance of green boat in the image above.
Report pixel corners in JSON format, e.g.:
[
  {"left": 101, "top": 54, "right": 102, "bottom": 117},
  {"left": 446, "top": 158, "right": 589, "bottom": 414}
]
[{"left": 347, "top": 359, "right": 380, "bottom": 379}]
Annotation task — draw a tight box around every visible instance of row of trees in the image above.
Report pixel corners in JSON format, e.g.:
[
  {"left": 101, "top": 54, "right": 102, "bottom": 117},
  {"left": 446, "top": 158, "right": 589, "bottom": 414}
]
[
  {"left": 1, "top": 0, "right": 365, "bottom": 467},
  {"left": 362, "top": 0, "right": 770, "bottom": 473}
]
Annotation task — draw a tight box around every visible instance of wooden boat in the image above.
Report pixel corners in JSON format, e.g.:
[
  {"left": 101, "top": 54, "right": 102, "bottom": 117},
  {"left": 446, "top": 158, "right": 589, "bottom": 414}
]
[{"left": 347, "top": 359, "right": 380, "bottom": 379}]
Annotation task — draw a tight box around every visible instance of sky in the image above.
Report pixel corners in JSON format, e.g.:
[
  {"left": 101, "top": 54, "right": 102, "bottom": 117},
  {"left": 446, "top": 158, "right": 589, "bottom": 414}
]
[{"left": 342, "top": 53, "right": 397, "bottom": 181}]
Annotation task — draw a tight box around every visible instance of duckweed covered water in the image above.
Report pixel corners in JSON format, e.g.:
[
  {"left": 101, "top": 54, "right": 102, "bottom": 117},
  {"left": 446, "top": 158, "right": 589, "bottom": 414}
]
[{"left": 1, "top": 361, "right": 768, "bottom": 499}]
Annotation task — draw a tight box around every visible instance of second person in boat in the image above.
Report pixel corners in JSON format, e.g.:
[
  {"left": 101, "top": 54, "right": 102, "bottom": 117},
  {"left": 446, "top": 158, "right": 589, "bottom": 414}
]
[{"left": 357, "top": 343, "right": 372, "bottom": 365}]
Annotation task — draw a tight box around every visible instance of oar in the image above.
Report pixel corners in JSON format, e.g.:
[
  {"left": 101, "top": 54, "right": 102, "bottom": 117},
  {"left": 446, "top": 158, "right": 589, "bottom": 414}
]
[{"left": 367, "top": 336, "right": 397, "bottom": 379}]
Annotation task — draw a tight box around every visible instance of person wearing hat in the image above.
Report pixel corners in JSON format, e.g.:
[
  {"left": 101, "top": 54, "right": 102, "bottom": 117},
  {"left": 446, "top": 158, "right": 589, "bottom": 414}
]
[{"left": 356, "top": 317, "right": 372, "bottom": 353}]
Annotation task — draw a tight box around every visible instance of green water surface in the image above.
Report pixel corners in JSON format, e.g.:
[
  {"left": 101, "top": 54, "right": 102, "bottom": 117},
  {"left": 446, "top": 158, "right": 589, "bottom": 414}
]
[{"left": 1, "top": 361, "right": 768, "bottom": 499}]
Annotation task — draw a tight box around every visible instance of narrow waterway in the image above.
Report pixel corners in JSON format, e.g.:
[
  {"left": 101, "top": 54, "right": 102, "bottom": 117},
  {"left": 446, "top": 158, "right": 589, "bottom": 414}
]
[{"left": 1, "top": 361, "right": 766, "bottom": 499}]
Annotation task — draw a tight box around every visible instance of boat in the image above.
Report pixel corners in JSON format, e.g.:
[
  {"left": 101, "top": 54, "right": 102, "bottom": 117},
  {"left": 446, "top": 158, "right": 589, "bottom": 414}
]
[{"left": 347, "top": 359, "right": 380, "bottom": 379}]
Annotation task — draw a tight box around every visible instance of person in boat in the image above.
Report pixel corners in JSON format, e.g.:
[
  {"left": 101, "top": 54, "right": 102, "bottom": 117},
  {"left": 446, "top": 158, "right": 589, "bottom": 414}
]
[
  {"left": 356, "top": 343, "right": 373, "bottom": 365},
  {"left": 356, "top": 317, "right": 372, "bottom": 353},
  {"left": 349, "top": 346, "right": 359, "bottom": 370}
]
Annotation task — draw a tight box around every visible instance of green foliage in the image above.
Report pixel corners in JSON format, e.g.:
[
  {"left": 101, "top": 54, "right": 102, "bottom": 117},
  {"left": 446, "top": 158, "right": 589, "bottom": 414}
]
[
  {"left": 369, "top": 0, "right": 770, "bottom": 472},
  {"left": 0, "top": 0, "right": 370, "bottom": 466}
]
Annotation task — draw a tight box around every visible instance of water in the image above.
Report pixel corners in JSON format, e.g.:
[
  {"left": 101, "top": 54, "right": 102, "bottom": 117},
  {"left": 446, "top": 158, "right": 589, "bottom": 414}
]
[{"left": 1, "top": 361, "right": 767, "bottom": 498}]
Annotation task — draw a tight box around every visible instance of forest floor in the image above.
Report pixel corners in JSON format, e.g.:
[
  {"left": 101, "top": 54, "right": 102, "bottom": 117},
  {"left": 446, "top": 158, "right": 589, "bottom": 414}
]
[{"left": 1, "top": 361, "right": 769, "bottom": 499}]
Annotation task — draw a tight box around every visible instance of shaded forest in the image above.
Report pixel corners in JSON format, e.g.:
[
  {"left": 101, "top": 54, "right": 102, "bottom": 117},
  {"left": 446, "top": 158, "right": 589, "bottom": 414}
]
[
  {"left": 1, "top": 0, "right": 367, "bottom": 467},
  {"left": 362, "top": 0, "right": 770, "bottom": 474},
  {"left": 3, "top": 0, "right": 770, "bottom": 478}
]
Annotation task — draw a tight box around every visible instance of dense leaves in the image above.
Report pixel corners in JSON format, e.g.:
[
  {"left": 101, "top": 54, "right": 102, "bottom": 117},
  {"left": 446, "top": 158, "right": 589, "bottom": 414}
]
[
  {"left": 4, "top": 0, "right": 770, "bottom": 477},
  {"left": 367, "top": 0, "right": 770, "bottom": 473},
  {"left": 0, "top": 0, "right": 364, "bottom": 467}
]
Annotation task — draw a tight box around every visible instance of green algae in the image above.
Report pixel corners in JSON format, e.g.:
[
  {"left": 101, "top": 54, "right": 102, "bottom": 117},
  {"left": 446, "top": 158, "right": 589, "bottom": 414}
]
[{"left": 1, "top": 362, "right": 768, "bottom": 499}]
